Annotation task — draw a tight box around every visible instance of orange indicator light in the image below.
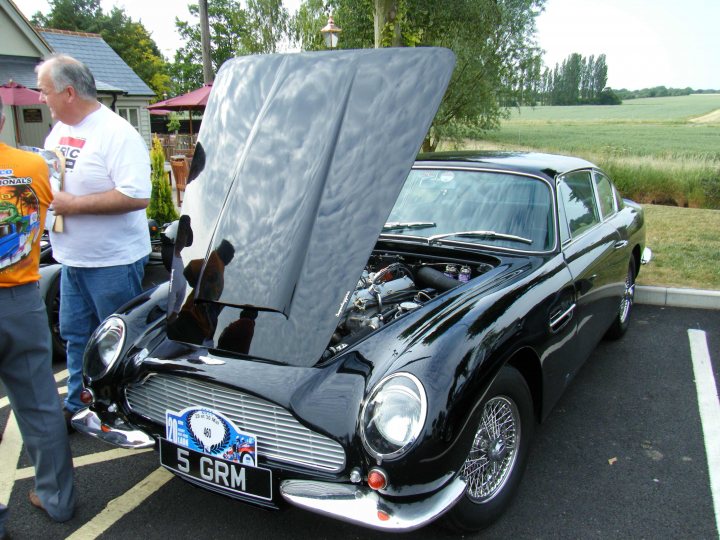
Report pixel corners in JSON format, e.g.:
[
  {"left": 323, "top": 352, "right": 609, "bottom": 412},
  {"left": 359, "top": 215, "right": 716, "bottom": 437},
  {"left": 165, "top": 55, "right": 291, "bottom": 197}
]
[{"left": 367, "top": 468, "right": 387, "bottom": 490}]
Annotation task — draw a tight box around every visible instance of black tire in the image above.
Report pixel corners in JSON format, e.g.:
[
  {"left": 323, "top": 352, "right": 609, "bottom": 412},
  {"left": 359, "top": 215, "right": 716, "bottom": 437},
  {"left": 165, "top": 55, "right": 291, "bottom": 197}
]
[
  {"left": 443, "top": 366, "right": 534, "bottom": 532},
  {"left": 45, "top": 272, "right": 66, "bottom": 362},
  {"left": 604, "top": 258, "right": 636, "bottom": 341}
]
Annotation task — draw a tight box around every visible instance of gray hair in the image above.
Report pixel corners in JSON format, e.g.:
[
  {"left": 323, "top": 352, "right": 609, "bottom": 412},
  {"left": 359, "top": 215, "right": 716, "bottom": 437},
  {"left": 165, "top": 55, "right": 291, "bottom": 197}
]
[
  {"left": 0, "top": 93, "right": 4, "bottom": 121},
  {"left": 36, "top": 54, "right": 97, "bottom": 100}
]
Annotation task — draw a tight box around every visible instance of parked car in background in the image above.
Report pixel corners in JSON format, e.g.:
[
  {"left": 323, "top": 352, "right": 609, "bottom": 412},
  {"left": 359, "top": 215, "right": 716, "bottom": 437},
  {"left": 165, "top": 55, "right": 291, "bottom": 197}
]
[{"left": 70, "top": 48, "right": 647, "bottom": 532}]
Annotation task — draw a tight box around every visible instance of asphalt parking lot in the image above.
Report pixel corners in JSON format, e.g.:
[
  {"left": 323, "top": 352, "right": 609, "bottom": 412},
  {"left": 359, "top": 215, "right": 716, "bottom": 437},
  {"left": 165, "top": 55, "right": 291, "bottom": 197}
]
[{"left": 1, "top": 303, "right": 718, "bottom": 539}]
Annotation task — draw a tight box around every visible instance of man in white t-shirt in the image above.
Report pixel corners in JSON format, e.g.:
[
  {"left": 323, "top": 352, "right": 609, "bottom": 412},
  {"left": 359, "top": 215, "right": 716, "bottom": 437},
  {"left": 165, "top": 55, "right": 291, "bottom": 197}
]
[{"left": 36, "top": 54, "right": 151, "bottom": 430}]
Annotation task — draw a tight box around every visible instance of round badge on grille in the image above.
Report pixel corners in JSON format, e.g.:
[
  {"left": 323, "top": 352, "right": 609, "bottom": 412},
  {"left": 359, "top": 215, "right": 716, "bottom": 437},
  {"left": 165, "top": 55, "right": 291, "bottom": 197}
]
[{"left": 186, "top": 409, "right": 230, "bottom": 454}]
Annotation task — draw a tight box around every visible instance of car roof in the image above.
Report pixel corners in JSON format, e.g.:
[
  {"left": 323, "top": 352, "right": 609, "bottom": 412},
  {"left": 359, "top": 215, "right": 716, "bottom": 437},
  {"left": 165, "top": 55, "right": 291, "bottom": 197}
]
[{"left": 416, "top": 151, "right": 597, "bottom": 180}]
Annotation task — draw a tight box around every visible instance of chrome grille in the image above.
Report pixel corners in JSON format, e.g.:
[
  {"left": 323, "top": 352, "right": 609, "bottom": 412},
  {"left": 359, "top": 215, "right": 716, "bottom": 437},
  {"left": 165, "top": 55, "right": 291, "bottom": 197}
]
[{"left": 125, "top": 374, "right": 346, "bottom": 472}]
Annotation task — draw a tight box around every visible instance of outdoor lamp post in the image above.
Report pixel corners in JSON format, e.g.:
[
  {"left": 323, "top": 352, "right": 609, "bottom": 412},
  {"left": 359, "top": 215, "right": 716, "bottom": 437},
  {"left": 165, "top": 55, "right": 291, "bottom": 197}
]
[{"left": 321, "top": 14, "right": 341, "bottom": 49}]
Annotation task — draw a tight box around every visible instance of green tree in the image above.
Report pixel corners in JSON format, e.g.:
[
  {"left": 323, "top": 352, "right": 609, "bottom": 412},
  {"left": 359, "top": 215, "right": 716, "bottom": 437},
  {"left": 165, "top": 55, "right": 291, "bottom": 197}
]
[
  {"left": 290, "top": 0, "right": 329, "bottom": 51},
  {"left": 559, "top": 53, "right": 582, "bottom": 105},
  {"left": 544, "top": 52, "right": 612, "bottom": 105},
  {"left": 147, "top": 136, "right": 179, "bottom": 226},
  {"left": 592, "top": 54, "right": 608, "bottom": 98},
  {"left": 171, "top": 0, "right": 289, "bottom": 94},
  {"left": 31, "top": 0, "right": 104, "bottom": 32},
  {"left": 292, "top": 0, "right": 545, "bottom": 151},
  {"left": 31, "top": 0, "right": 170, "bottom": 98},
  {"left": 595, "top": 87, "right": 620, "bottom": 105},
  {"left": 167, "top": 113, "right": 181, "bottom": 134},
  {"left": 101, "top": 8, "right": 171, "bottom": 97}
]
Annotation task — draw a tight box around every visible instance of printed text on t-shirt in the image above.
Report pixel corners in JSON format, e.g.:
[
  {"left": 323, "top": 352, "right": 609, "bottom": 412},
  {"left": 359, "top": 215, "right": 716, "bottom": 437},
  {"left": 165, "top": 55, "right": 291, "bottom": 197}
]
[{"left": 57, "top": 136, "right": 86, "bottom": 171}]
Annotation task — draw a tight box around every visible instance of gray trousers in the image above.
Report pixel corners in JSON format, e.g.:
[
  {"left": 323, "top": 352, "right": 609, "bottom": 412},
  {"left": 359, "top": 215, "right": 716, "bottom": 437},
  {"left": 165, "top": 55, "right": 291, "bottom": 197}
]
[{"left": 0, "top": 282, "right": 76, "bottom": 534}]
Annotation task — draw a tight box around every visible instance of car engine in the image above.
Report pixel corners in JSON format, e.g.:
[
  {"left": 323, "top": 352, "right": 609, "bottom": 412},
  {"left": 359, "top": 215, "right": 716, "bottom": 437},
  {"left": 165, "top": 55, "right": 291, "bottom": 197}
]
[{"left": 325, "top": 257, "right": 494, "bottom": 359}]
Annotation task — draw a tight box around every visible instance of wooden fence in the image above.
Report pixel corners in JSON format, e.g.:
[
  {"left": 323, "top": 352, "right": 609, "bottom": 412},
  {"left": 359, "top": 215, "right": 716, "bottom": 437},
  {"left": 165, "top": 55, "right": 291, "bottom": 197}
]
[{"left": 154, "top": 133, "right": 197, "bottom": 160}]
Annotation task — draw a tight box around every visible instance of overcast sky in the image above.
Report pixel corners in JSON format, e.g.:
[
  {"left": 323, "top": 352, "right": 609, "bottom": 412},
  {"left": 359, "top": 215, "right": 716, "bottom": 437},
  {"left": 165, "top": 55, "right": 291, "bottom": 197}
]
[{"left": 11, "top": 0, "right": 720, "bottom": 90}]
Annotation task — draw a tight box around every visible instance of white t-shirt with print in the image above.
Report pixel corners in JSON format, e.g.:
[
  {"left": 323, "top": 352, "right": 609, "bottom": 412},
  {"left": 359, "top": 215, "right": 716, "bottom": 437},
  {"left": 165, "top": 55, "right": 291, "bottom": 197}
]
[{"left": 45, "top": 104, "right": 151, "bottom": 267}]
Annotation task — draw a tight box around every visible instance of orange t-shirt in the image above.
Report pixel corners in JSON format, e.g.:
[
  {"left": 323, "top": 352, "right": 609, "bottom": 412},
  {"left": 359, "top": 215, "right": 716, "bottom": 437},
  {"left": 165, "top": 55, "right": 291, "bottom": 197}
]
[{"left": 0, "top": 143, "right": 52, "bottom": 287}]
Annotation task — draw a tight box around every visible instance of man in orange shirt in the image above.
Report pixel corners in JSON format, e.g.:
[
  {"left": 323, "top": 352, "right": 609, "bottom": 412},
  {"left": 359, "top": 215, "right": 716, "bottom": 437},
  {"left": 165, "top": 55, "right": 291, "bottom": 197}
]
[{"left": 0, "top": 95, "right": 75, "bottom": 539}]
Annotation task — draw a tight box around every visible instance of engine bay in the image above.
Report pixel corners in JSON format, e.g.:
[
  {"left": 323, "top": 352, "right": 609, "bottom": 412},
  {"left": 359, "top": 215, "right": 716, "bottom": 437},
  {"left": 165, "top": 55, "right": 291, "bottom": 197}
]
[{"left": 325, "top": 251, "right": 498, "bottom": 359}]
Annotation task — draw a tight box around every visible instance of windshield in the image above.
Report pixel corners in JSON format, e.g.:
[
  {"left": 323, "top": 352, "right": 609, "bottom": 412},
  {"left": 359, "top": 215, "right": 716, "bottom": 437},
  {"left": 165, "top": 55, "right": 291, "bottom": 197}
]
[{"left": 385, "top": 168, "right": 554, "bottom": 252}]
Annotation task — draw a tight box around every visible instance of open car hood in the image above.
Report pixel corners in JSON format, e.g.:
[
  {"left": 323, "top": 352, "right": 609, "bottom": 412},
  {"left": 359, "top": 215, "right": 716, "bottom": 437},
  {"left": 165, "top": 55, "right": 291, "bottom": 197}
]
[{"left": 168, "top": 48, "right": 455, "bottom": 366}]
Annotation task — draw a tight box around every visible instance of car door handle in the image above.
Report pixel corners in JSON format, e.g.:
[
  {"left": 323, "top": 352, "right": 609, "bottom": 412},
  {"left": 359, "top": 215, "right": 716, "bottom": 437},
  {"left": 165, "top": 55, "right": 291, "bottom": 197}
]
[
  {"left": 614, "top": 240, "right": 628, "bottom": 249},
  {"left": 549, "top": 303, "right": 576, "bottom": 333}
]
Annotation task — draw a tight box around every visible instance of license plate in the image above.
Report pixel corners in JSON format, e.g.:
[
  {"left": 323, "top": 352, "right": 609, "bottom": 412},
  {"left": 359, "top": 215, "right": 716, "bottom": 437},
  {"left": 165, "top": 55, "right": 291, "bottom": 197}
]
[{"left": 160, "top": 438, "right": 272, "bottom": 500}]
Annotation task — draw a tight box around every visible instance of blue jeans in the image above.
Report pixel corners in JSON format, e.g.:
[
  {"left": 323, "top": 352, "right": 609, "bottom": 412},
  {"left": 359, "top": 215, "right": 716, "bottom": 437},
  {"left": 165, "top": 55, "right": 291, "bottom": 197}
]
[{"left": 60, "top": 257, "right": 147, "bottom": 412}]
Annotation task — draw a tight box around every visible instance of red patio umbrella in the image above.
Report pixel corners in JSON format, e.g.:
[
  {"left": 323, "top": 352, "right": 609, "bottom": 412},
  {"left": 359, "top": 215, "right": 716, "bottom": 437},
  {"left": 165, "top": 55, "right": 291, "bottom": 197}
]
[
  {"left": 147, "top": 84, "right": 213, "bottom": 137},
  {"left": 0, "top": 80, "right": 42, "bottom": 106},
  {"left": 0, "top": 81, "right": 43, "bottom": 146}
]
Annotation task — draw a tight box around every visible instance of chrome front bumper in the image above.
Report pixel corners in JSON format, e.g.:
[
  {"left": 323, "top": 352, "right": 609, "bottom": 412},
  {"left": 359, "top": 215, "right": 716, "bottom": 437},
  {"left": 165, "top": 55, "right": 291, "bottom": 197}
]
[
  {"left": 280, "top": 478, "right": 466, "bottom": 531},
  {"left": 73, "top": 407, "right": 467, "bottom": 531},
  {"left": 71, "top": 407, "right": 155, "bottom": 449}
]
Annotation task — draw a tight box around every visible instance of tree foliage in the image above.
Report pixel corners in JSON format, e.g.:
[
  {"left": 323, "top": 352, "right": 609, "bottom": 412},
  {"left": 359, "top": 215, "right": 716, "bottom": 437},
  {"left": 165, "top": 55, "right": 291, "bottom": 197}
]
[
  {"left": 540, "top": 53, "right": 613, "bottom": 105},
  {"left": 31, "top": 0, "right": 170, "bottom": 97},
  {"left": 171, "top": 0, "right": 289, "bottom": 94},
  {"left": 147, "top": 136, "right": 179, "bottom": 225},
  {"left": 292, "top": 0, "right": 545, "bottom": 151},
  {"left": 31, "top": 0, "right": 104, "bottom": 32},
  {"left": 615, "top": 86, "right": 711, "bottom": 100},
  {"left": 101, "top": 8, "right": 171, "bottom": 97}
]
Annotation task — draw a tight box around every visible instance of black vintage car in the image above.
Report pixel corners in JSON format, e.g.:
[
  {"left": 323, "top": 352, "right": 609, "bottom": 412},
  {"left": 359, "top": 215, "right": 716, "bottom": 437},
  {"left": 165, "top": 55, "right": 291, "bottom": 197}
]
[{"left": 72, "top": 48, "right": 647, "bottom": 532}]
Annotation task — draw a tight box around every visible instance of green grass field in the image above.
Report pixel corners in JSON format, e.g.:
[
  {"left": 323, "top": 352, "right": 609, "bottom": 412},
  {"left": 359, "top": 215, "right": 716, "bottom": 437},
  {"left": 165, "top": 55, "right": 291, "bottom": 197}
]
[
  {"left": 482, "top": 122, "right": 720, "bottom": 158},
  {"left": 500, "top": 94, "right": 720, "bottom": 124},
  {"left": 453, "top": 94, "right": 720, "bottom": 209},
  {"left": 639, "top": 204, "right": 720, "bottom": 290},
  {"left": 450, "top": 95, "right": 720, "bottom": 289}
]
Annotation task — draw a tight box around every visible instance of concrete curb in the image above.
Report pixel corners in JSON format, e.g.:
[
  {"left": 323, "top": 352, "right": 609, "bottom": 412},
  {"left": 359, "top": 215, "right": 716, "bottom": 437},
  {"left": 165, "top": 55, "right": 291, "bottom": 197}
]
[{"left": 636, "top": 285, "right": 720, "bottom": 310}]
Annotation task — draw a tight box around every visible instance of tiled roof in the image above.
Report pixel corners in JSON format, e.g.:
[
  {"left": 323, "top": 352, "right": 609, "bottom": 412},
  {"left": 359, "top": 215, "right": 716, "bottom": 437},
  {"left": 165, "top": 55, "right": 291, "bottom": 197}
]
[
  {"left": 39, "top": 28, "right": 154, "bottom": 97},
  {"left": 0, "top": 55, "right": 39, "bottom": 88}
]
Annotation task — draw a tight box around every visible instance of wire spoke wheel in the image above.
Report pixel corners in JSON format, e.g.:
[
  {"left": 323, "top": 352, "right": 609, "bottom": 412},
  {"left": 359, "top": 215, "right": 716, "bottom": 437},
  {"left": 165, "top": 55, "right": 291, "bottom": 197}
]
[
  {"left": 618, "top": 265, "right": 635, "bottom": 325},
  {"left": 605, "top": 257, "right": 636, "bottom": 340},
  {"left": 462, "top": 395, "right": 520, "bottom": 502}
]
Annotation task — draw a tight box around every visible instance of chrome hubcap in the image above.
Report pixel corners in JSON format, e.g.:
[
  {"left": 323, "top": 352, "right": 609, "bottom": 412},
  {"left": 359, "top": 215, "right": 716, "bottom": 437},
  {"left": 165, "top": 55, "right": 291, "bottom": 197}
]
[
  {"left": 619, "top": 268, "right": 635, "bottom": 324},
  {"left": 488, "top": 438, "right": 507, "bottom": 461},
  {"left": 462, "top": 396, "right": 520, "bottom": 502}
]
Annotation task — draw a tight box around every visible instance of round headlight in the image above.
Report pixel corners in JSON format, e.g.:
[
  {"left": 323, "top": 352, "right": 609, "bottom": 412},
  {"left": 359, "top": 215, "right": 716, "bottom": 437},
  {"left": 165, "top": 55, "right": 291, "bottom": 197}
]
[
  {"left": 361, "top": 373, "right": 427, "bottom": 459},
  {"left": 84, "top": 316, "right": 126, "bottom": 381}
]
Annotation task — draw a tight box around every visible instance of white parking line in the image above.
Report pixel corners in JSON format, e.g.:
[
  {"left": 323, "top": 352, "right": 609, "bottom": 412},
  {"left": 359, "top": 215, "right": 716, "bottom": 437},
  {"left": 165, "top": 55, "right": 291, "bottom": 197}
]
[
  {"left": 0, "top": 412, "right": 22, "bottom": 506},
  {"left": 15, "top": 448, "right": 154, "bottom": 480},
  {"left": 65, "top": 467, "right": 174, "bottom": 540},
  {"left": 0, "top": 370, "right": 68, "bottom": 410},
  {"left": 0, "top": 371, "right": 70, "bottom": 502},
  {"left": 688, "top": 329, "right": 720, "bottom": 537},
  {"left": 2, "top": 364, "right": 158, "bottom": 535}
]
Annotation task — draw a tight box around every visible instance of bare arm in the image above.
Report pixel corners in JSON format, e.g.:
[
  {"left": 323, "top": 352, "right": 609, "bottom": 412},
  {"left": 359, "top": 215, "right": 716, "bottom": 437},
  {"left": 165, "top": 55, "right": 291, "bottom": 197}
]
[{"left": 52, "top": 189, "right": 149, "bottom": 216}]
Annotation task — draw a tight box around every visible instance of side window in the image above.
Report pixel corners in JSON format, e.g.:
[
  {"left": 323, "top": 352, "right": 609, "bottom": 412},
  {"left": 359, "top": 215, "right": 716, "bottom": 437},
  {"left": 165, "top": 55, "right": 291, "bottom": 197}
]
[
  {"left": 594, "top": 172, "right": 616, "bottom": 219},
  {"left": 118, "top": 107, "right": 140, "bottom": 132},
  {"left": 557, "top": 170, "right": 600, "bottom": 239},
  {"left": 614, "top": 183, "right": 624, "bottom": 210}
]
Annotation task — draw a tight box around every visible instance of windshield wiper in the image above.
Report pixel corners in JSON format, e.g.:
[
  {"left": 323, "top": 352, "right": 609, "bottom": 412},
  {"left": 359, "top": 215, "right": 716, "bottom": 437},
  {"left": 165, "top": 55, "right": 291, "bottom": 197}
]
[
  {"left": 382, "top": 221, "right": 437, "bottom": 232},
  {"left": 428, "top": 230, "right": 532, "bottom": 245}
]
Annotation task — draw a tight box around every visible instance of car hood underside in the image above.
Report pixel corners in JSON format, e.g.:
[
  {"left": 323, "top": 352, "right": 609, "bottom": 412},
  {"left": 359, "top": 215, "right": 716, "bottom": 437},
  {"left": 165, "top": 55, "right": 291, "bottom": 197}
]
[{"left": 167, "top": 48, "right": 455, "bottom": 366}]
